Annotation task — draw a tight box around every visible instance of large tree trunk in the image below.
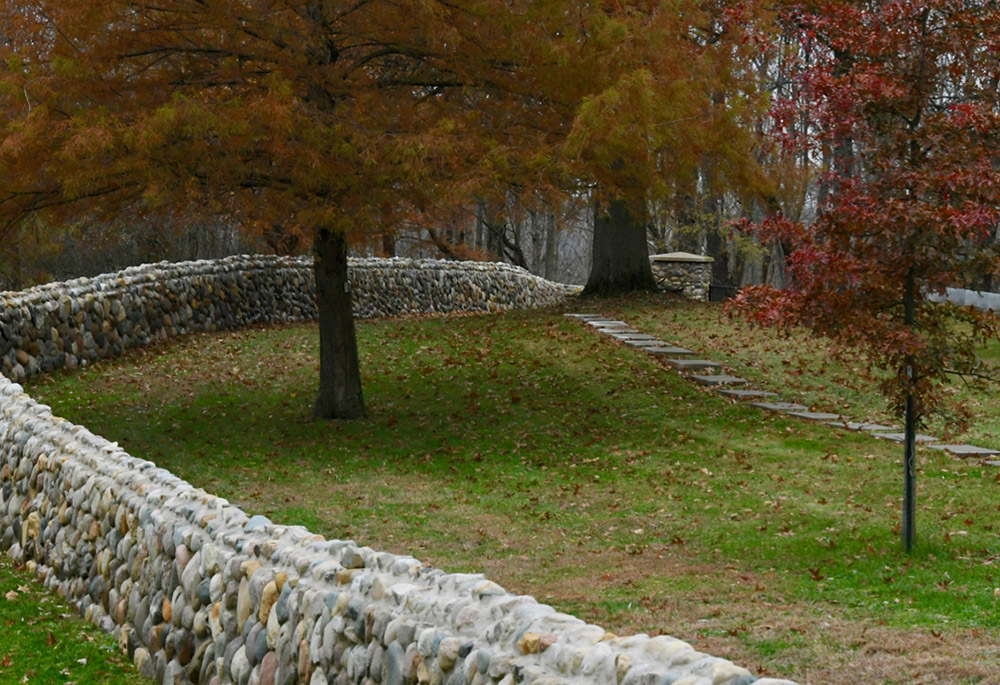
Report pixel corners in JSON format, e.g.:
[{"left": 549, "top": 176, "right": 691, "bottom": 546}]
[
  {"left": 381, "top": 231, "right": 396, "bottom": 258},
  {"left": 313, "top": 228, "right": 366, "bottom": 420},
  {"left": 583, "top": 196, "right": 657, "bottom": 296},
  {"left": 530, "top": 210, "right": 544, "bottom": 274},
  {"left": 543, "top": 212, "right": 558, "bottom": 280},
  {"left": 700, "top": 154, "right": 730, "bottom": 294}
]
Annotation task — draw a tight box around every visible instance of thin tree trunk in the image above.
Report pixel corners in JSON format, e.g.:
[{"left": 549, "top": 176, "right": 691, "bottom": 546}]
[
  {"left": 483, "top": 200, "right": 503, "bottom": 258},
  {"left": 766, "top": 239, "right": 788, "bottom": 289},
  {"left": 475, "top": 203, "right": 485, "bottom": 250},
  {"left": 583, "top": 196, "right": 657, "bottom": 296},
  {"left": 902, "top": 265, "right": 916, "bottom": 552},
  {"left": 674, "top": 184, "right": 701, "bottom": 253},
  {"left": 313, "top": 228, "right": 366, "bottom": 420}
]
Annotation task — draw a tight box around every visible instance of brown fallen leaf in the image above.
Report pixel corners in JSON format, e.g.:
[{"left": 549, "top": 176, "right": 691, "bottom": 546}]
[{"left": 3, "top": 590, "right": 17, "bottom": 601}]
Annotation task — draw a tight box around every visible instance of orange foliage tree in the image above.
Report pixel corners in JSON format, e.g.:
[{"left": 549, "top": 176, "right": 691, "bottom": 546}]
[
  {"left": 1, "top": 1, "right": 762, "bottom": 418},
  {"left": 562, "top": 2, "right": 766, "bottom": 296},
  {"left": 0, "top": 0, "right": 533, "bottom": 419},
  {"left": 466, "top": 1, "right": 766, "bottom": 295}
]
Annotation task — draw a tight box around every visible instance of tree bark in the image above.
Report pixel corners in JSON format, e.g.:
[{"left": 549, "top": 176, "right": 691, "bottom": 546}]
[
  {"left": 530, "top": 210, "right": 544, "bottom": 274},
  {"left": 313, "top": 228, "right": 366, "bottom": 420},
  {"left": 381, "top": 231, "right": 396, "bottom": 258},
  {"left": 583, "top": 196, "right": 657, "bottom": 296},
  {"left": 543, "top": 213, "right": 558, "bottom": 280}
]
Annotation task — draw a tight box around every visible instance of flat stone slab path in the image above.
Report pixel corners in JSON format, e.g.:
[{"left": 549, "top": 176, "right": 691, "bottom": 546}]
[
  {"left": 719, "top": 389, "right": 779, "bottom": 399},
  {"left": 926, "top": 444, "right": 1000, "bottom": 456},
  {"left": 645, "top": 346, "right": 695, "bottom": 356},
  {"left": 691, "top": 374, "right": 748, "bottom": 386},
  {"left": 873, "top": 432, "right": 939, "bottom": 443},
  {"left": 751, "top": 401, "right": 809, "bottom": 412},
  {"left": 626, "top": 340, "right": 668, "bottom": 348},
  {"left": 566, "top": 312, "right": 1000, "bottom": 460},
  {"left": 785, "top": 410, "right": 842, "bottom": 421},
  {"left": 666, "top": 359, "right": 721, "bottom": 371},
  {"left": 610, "top": 333, "right": 660, "bottom": 341},
  {"left": 828, "top": 421, "right": 899, "bottom": 432}
]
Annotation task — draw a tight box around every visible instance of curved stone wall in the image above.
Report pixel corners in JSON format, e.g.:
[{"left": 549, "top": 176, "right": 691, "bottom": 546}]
[
  {"left": 0, "top": 255, "right": 578, "bottom": 381},
  {"left": 0, "top": 256, "right": 797, "bottom": 685}
]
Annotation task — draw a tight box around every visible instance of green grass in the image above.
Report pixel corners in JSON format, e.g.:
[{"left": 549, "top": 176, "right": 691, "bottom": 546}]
[
  {"left": 622, "top": 297, "right": 1000, "bottom": 447},
  {"left": 0, "top": 556, "right": 147, "bottom": 683},
  {"left": 25, "top": 295, "right": 1000, "bottom": 683}
]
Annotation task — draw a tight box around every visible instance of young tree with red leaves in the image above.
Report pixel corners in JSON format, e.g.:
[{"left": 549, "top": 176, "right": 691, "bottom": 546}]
[{"left": 732, "top": 1, "right": 1000, "bottom": 551}]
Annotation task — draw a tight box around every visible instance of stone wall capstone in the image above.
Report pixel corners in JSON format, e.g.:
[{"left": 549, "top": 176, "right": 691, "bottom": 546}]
[{"left": 0, "top": 256, "right": 797, "bottom": 685}]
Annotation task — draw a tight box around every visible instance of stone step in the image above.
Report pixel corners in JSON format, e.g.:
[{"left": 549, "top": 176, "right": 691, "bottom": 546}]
[
  {"left": 926, "top": 444, "right": 1000, "bottom": 456},
  {"left": 691, "top": 374, "right": 747, "bottom": 386},
  {"left": 564, "top": 313, "right": 602, "bottom": 319},
  {"left": 872, "top": 432, "right": 940, "bottom": 443},
  {"left": 751, "top": 401, "right": 809, "bottom": 412},
  {"left": 827, "top": 421, "right": 898, "bottom": 432},
  {"left": 784, "top": 410, "right": 843, "bottom": 422},
  {"left": 626, "top": 339, "right": 668, "bottom": 348},
  {"left": 588, "top": 320, "right": 630, "bottom": 328},
  {"left": 609, "top": 333, "right": 658, "bottom": 341},
  {"left": 666, "top": 359, "right": 721, "bottom": 371},
  {"left": 717, "top": 389, "right": 779, "bottom": 399},
  {"left": 645, "top": 346, "right": 695, "bottom": 356}
]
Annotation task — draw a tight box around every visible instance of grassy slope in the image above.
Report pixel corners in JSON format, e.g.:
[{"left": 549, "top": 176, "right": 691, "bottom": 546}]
[{"left": 25, "top": 294, "right": 1000, "bottom": 684}]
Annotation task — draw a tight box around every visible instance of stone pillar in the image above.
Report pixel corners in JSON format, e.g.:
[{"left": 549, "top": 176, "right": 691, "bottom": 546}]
[{"left": 649, "top": 252, "right": 713, "bottom": 301}]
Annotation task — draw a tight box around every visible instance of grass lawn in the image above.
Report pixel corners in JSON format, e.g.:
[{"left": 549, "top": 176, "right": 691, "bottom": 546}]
[
  {"left": 26, "top": 293, "right": 1000, "bottom": 684},
  {"left": 0, "top": 555, "right": 148, "bottom": 683}
]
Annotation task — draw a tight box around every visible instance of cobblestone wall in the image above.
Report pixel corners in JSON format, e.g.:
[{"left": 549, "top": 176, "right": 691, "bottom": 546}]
[
  {"left": 0, "top": 256, "right": 797, "bottom": 685},
  {"left": 650, "top": 257, "right": 712, "bottom": 301},
  {"left": 0, "top": 255, "right": 578, "bottom": 382}
]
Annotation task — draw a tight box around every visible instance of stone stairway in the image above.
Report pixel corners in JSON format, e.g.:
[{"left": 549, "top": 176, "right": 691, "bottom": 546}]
[{"left": 566, "top": 313, "right": 1000, "bottom": 461}]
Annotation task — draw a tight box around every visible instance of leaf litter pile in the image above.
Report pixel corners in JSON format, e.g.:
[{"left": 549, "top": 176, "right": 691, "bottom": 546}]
[{"left": 27, "top": 296, "right": 1000, "bottom": 684}]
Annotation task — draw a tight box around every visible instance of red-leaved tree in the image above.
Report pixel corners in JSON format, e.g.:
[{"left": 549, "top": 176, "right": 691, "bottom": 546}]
[{"left": 732, "top": 1, "right": 1000, "bottom": 551}]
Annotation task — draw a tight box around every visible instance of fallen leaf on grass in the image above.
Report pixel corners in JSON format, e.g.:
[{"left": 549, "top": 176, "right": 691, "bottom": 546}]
[{"left": 4, "top": 590, "right": 17, "bottom": 601}]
